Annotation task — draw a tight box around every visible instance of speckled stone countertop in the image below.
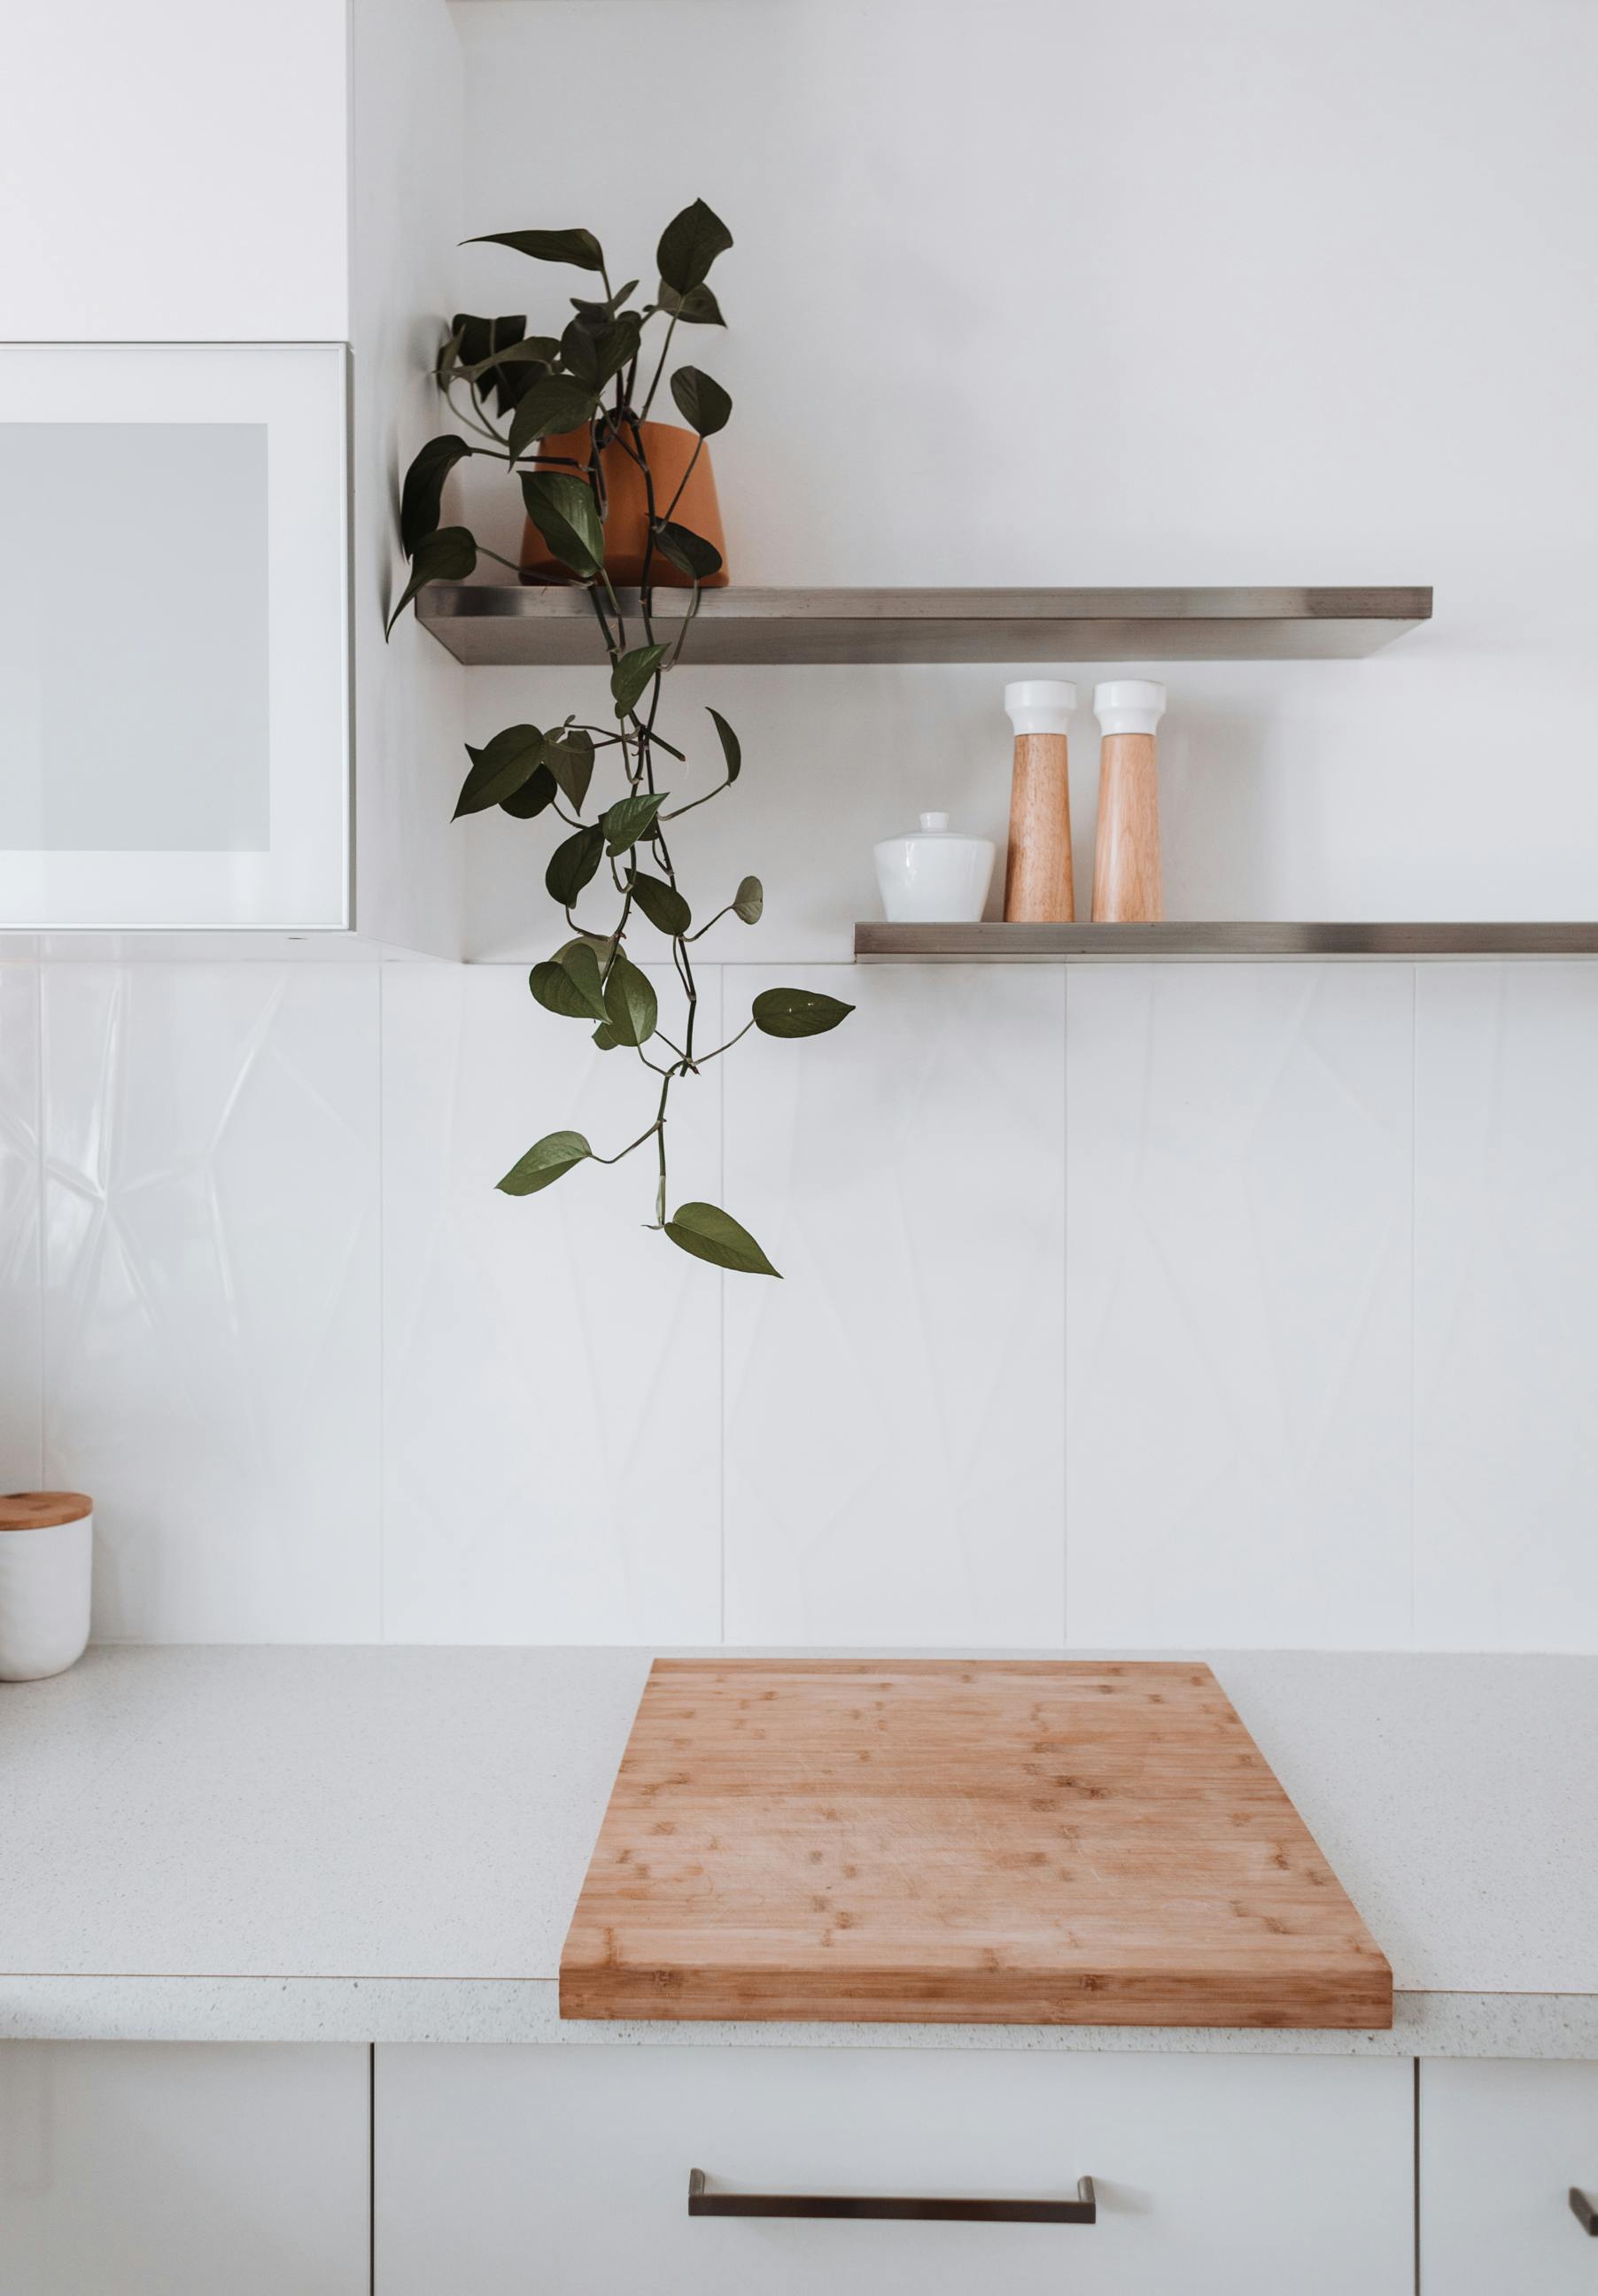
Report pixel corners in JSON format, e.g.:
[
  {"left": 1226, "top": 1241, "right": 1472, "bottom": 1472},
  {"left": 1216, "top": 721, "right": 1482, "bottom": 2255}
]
[{"left": 2, "top": 1647, "right": 1594, "bottom": 2055}]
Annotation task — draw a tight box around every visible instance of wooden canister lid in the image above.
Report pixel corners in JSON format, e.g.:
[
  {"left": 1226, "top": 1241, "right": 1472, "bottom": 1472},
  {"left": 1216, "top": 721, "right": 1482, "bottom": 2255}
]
[{"left": 0, "top": 1492, "right": 93, "bottom": 1531}]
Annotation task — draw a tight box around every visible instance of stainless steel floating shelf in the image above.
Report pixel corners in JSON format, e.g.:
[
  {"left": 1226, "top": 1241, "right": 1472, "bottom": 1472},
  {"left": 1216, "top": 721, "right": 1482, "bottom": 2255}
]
[
  {"left": 416, "top": 585, "right": 1432, "bottom": 666},
  {"left": 855, "top": 922, "right": 1598, "bottom": 961}
]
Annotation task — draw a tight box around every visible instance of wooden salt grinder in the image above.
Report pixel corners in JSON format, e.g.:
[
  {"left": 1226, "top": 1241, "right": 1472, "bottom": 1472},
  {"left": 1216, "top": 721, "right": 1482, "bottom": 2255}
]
[
  {"left": 1091, "top": 680, "right": 1167, "bottom": 922},
  {"left": 1003, "top": 680, "right": 1077, "bottom": 922}
]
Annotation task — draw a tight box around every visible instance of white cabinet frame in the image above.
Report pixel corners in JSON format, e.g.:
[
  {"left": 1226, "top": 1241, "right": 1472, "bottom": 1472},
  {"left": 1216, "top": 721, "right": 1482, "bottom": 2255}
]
[{"left": 0, "top": 343, "right": 350, "bottom": 930}]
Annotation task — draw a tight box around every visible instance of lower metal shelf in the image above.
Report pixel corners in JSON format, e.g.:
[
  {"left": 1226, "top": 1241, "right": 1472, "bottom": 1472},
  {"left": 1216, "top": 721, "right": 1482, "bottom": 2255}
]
[{"left": 854, "top": 922, "right": 1598, "bottom": 961}]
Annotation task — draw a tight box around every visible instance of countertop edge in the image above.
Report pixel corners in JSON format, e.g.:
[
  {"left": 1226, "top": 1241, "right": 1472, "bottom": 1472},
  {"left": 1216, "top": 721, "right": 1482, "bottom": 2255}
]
[{"left": 3, "top": 1977, "right": 1594, "bottom": 2058}]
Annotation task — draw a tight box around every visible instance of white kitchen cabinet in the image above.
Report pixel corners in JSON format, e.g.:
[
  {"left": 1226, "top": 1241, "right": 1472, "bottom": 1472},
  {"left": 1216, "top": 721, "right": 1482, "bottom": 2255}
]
[
  {"left": 375, "top": 2044, "right": 1414, "bottom": 2295},
  {"left": 0, "top": 345, "right": 350, "bottom": 932},
  {"left": 0, "top": 2042, "right": 368, "bottom": 2295},
  {"left": 1420, "top": 2059, "right": 1598, "bottom": 2292},
  {"left": 0, "top": 0, "right": 468, "bottom": 955},
  {"left": 0, "top": 0, "right": 349, "bottom": 341}
]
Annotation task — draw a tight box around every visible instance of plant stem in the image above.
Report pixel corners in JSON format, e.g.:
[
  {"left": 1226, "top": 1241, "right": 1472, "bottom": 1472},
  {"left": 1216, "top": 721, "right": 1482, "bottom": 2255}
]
[
  {"left": 654, "top": 1077, "right": 669, "bottom": 1226},
  {"left": 665, "top": 774, "right": 733, "bottom": 825},
  {"left": 694, "top": 1019, "right": 756, "bottom": 1064},
  {"left": 638, "top": 310, "right": 679, "bottom": 423},
  {"left": 588, "top": 1119, "right": 660, "bottom": 1166},
  {"left": 443, "top": 384, "right": 508, "bottom": 448},
  {"left": 662, "top": 437, "right": 703, "bottom": 521},
  {"left": 684, "top": 894, "right": 739, "bottom": 938}
]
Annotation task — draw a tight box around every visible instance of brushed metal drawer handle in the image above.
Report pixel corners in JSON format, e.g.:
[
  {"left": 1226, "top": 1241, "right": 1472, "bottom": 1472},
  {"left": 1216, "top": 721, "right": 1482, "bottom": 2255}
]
[
  {"left": 1571, "top": 2188, "right": 1598, "bottom": 2236},
  {"left": 687, "top": 2168, "right": 1097, "bottom": 2224}
]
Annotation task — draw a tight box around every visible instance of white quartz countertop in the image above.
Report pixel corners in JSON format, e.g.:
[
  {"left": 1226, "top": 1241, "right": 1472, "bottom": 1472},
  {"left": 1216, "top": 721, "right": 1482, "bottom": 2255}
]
[{"left": 2, "top": 1646, "right": 1594, "bottom": 2056}]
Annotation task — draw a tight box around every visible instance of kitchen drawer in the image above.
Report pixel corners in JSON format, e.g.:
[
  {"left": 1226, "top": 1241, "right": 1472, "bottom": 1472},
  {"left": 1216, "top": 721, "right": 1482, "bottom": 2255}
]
[
  {"left": 0, "top": 2042, "right": 368, "bottom": 2296},
  {"left": 376, "top": 2044, "right": 1412, "bottom": 2295},
  {"left": 1421, "top": 2059, "right": 1598, "bottom": 2292}
]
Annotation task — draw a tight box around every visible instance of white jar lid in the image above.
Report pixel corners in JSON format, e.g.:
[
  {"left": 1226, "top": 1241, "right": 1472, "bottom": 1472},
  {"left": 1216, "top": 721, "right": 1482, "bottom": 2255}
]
[
  {"left": 875, "top": 811, "right": 989, "bottom": 850},
  {"left": 1094, "top": 679, "right": 1166, "bottom": 736},
  {"left": 1005, "top": 679, "right": 1076, "bottom": 736}
]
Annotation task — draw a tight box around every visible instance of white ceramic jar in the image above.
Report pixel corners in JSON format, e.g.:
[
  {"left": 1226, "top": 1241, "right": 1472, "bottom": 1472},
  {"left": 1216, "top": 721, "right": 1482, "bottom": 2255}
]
[
  {"left": 0, "top": 1492, "right": 94, "bottom": 1681},
  {"left": 873, "top": 811, "right": 996, "bottom": 923}
]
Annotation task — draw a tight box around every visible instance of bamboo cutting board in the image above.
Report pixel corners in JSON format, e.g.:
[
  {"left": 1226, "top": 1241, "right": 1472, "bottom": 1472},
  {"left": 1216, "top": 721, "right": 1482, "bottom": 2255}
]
[{"left": 561, "top": 1659, "right": 1392, "bottom": 2028}]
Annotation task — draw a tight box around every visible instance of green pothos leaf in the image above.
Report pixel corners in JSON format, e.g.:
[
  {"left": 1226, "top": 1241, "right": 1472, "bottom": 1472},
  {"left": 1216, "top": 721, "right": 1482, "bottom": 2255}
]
[
  {"left": 500, "top": 766, "right": 557, "bottom": 819},
  {"left": 610, "top": 643, "right": 670, "bottom": 718},
  {"left": 751, "top": 988, "right": 854, "bottom": 1038},
  {"left": 543, "top": 727, "right": 594, "bottom": 811},
  {"left": 400, "top": 435, "right": 474, "bottom": 556},
  {"left": 449, "top": 314, "right": 537, "bottom": 415},
  {"left": 528, "top": 941, "right": 609, "bottom": 1025},
  {"left": 669, "top": 367, "right": 732, "bottom": 438},
  {"left": 469, "top": 228, "right": 606, "bottom": 273},
  {"left": 507, "top": 375, "right": 601, "bottom": 462},
  {"left": 561, "top": 310, "right": 642, "bottom": 392},
  {"left": 732, "top": 874, "right": 763, "bottom": 924},
  {"left": 664, "top": 1201, "right": 780, "bottom": 1277},
  {"left": 656, "top": 280, "right": 725, "bottom": 326},
  {"left": 545, "top": 824, "right": 605, "bottom": 905},
  {"left": 603, "top": 790, "right": 667, "bottom": 856},
  {"left": 497, "top": 1130, "right": 593, "bottom": 1196},
  {"left": 651, "top": 521, "right": 723, "bottom": 581},
  {"left": 453, "top": 723, "right": 544, "bottom": 818},
  {"left": 520, "top": 472, "right": 604, "bottom": 580},
  {"left": 706, "top": 707, "right": 741, "bottom": 783},
  {"left": 570, "top": 279, "right": 639, "bottom": 321},
  {"left": 656, "top": 199, "right": 733, "bottom": 295},
  {"left": 630, "top": 873, "right": 692, "bottom": 937},
  {"left": 386, "top": 525, "right": 476, "bottom": 635},
  {"left": 601, "top": 951, "right": 658, "bottom": 1047}
]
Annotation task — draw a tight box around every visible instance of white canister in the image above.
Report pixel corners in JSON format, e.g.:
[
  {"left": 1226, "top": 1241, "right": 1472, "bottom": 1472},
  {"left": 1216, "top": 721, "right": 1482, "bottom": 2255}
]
[
  {"left": 873, "top": 812, "right": 996, "bottom": 923},
  {"left": 0, "top": 1493, "right": 94, "bottom": 1681}
]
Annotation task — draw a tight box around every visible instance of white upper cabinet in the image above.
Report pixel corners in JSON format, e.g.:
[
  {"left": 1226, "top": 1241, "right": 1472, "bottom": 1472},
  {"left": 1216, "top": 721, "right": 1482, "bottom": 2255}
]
[
  {"left": 0, "top": 0, "right": 349, "bottom": 341},
  {"left": 0, "top": 0, "right": 467, "bottom": 950},
  {"left": 0, "top": 344, "right": 349, "bottom": 930}
]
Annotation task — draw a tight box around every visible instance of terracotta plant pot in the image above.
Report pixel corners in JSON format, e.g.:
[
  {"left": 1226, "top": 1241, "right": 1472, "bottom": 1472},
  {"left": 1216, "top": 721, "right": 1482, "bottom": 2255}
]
[{"left": 519, "top": 420, "right": 728, "bottom": 587}]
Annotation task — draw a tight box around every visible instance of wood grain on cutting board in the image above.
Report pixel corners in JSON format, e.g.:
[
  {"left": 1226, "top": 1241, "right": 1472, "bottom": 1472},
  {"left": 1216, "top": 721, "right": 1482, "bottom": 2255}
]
[{"left": 560, "top": 1660, "right": 1392, "bottom": 2028}]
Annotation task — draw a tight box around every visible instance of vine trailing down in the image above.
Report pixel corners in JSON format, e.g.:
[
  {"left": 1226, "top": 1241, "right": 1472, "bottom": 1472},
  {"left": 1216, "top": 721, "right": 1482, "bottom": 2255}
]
[{"left": 390, "top": 200, "right": 851, "bottom": 1277}]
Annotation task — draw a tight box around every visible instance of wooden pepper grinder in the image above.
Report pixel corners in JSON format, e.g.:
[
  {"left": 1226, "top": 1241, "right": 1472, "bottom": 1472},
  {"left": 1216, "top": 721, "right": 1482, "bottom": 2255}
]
[
  {"left": 1091, "top": 679, "right": 1167, "bottom": 921},
  {"left": 1003, "top": 680, "right": 1076, "bottom": 921}
]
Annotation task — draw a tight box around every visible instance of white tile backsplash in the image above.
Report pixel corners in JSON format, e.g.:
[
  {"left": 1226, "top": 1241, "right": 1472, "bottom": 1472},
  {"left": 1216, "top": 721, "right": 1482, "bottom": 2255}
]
[
  {"left": 1064, "top": 964, "right": 1414, "bottom": 1648},
  {"left": 380, "top": 961, "right": 722, "bottom": 1643},
  {"left": 6, "top": 951, "right": 1595, "bottom": 1651},
  {"left": 1415, "top": 964, "right": 1598, "bottom": 1651},
  {"left": 40, "top": 965, "right": 382, "bottom": 1641},
  {"left": 722, "top": 963, "right": 1067, "bottom": 1645}
]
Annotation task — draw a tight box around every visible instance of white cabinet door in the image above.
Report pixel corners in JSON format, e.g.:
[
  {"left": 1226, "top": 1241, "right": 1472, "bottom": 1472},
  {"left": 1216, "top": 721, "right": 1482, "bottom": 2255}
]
[
  {"left": 1421, "top": 2059, "right": 1598, "bottom": 2292},
  {"left": 0, "top": 0, "right": 348, "bottom": 340},
  {"left": 0, "top": 2042, "right": 368, "bottom": 2295},
  {"left": 0, "top": 345, "right": 349, "bottom": 930},
  {"left": 376, "top": 2044, "right": 1413, "bottom": 2296}
]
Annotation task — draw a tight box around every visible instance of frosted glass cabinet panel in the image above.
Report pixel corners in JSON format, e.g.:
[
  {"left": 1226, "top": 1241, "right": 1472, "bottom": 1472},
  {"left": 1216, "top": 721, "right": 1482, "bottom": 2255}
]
[{"left": 0, "top": 345, "right": 348, "bottom": 929}]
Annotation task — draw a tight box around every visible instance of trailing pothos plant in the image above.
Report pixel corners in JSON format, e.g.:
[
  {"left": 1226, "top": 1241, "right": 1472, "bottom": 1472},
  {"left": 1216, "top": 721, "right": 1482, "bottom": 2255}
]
[{"left": 390, "top": 199, "right": 850, "bottom": 1278}]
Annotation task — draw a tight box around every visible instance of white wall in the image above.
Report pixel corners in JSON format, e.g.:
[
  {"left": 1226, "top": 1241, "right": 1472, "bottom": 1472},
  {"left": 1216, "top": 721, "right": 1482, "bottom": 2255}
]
[
  {"left": 2, "top": 0, "right": 1595, "bottom": 1653},
  {"left": 0, "top": 0, "right": 350, "bottom": 340},
  {"left": 2, "top": 948, "right": 1596, "bottom": 1652},
  {"left": 454, "top": 0, "right": 1598, "bottom": 955},
  {"left": 351, "top": 0, "right": 470, "bottom": 955}
]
